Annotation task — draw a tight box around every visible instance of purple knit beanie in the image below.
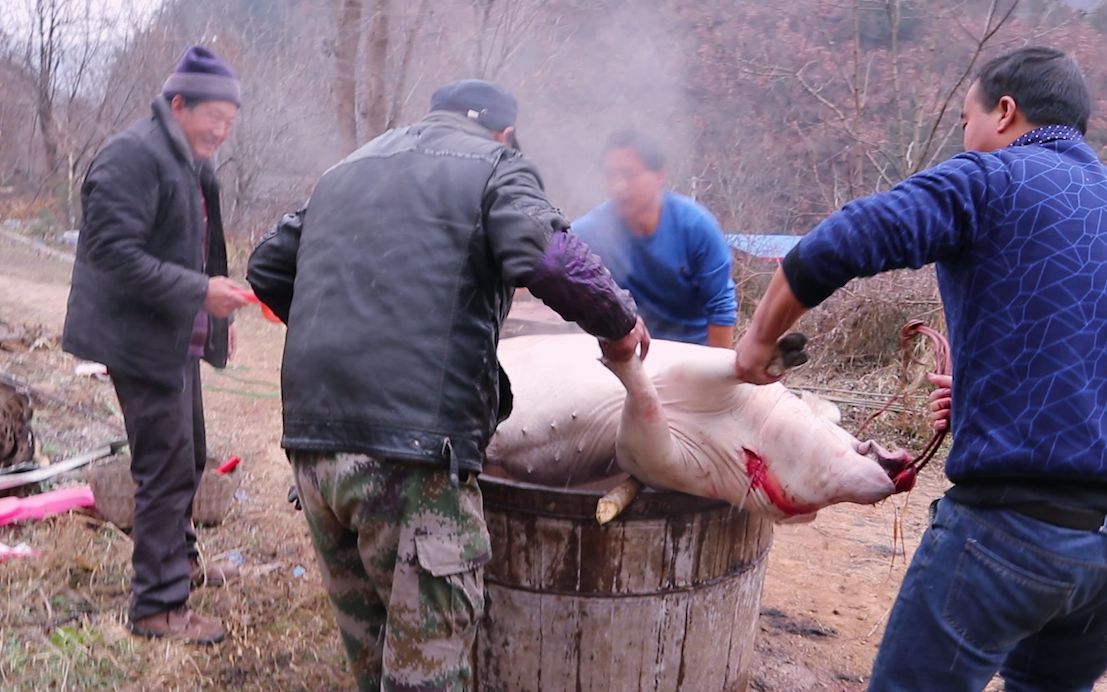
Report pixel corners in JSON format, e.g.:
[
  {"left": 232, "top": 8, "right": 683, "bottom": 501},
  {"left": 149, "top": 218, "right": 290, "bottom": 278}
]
[{"left": 162, "top": 46, "right": 241, "bottom": 107}]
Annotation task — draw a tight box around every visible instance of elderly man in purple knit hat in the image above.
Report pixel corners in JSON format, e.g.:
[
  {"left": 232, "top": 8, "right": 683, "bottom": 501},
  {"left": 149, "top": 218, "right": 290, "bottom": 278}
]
[{"left": 63, "top": 45, "right": 251, "bottom": 644}]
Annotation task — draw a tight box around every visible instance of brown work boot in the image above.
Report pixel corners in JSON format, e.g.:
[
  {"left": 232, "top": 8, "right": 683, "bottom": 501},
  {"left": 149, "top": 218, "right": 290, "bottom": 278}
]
[
  {"left": 129, "top": 607, "right": 225, "bottom": 645},
  {"left": 190, "top": 557, "right": 240, "bottom": 588}
]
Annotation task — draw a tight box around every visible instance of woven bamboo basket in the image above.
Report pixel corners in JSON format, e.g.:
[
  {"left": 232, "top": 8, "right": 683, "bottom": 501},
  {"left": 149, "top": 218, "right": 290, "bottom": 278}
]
[{"left": 87, "top": 454, "right": 239, "bottom": 530}]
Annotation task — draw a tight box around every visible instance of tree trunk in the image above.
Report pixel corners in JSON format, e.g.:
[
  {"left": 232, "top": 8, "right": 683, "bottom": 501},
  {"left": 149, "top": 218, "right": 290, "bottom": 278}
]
[
  {"left": 334, "top": 0, "right": 362, "bottom": 154},
  {"left": 30, "top": 0, "right": 63, "bottom": 177},
  {"left": 386, "top": 0, "right": 432, "bottom": 129},
  {"left": 362, "top": 0, "right": 391, "bottom": 140},
  {"left": 35, "top": 83, "right": 61, "bottom": 175}
]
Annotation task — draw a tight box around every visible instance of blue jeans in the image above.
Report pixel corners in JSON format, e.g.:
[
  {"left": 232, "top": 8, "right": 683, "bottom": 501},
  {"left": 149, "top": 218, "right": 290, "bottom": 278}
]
[{"left": 869, "top": 498, "right": 1107, "bottom": 691}]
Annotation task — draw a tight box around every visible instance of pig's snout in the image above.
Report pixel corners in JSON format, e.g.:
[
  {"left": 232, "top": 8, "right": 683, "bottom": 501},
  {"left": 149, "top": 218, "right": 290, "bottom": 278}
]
[
  {"left": 856, "top": 439, "right": 913, "bottom": 476},
  {"left": 828, "top": 443, "right": 898, "bottom": 506},
  {"left": 837, "top": 463, "right": 896, "bottom": 505},
  {"left": 854, "top": 439, "right": 918, "bottom": 497}
]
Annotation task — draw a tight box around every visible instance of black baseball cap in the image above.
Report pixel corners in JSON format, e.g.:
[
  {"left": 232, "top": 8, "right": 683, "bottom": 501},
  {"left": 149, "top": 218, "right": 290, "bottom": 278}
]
[{"left": 430, "top": 79, "right": 518, "bottom": 132}]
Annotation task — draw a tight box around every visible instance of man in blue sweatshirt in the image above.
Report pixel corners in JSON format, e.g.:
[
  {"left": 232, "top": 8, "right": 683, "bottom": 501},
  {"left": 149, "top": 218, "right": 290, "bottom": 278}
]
[
  {"left": 572, "top": 129, "right": 738, "bottom": 347},
  {"left": 735, "top": 47, "right": 1107, "bottom": 690}
]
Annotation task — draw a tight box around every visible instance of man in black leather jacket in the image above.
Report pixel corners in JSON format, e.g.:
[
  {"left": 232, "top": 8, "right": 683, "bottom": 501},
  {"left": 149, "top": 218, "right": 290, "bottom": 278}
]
[{"left": 248, "top": 79, "right": 648, "bottom": 689}]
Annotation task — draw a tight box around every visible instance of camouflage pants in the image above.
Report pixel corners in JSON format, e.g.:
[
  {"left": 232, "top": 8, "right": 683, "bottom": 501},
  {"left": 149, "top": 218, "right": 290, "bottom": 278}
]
[{"left": 291, "top": 452, "right": 490, "bottom": 691}]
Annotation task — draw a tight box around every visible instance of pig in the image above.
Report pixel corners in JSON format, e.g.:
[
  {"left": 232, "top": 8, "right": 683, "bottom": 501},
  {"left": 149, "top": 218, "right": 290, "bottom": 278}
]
[{"left": 486, "top": 334, "right": 905, "bottom": 520}]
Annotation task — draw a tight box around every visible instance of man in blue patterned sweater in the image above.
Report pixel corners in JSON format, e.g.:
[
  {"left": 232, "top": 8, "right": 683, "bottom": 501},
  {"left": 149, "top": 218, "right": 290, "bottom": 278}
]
[{"left": 734, "top": 47, "right": 1107, "bottom": 690}]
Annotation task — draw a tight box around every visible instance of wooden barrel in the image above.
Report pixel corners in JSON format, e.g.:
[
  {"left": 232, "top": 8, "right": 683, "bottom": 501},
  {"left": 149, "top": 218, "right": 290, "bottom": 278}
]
[{"left": 475, "top": 475, "right": 774, "bottom": 691}]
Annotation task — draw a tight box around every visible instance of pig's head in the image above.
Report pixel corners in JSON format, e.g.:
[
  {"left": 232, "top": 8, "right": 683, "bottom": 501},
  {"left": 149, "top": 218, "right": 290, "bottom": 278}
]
[
  {"left": 729, "top": 387, "right": 898, "bottom": 519},
  {"left": 600, "top": 347, "right": 901, "bottom": 521}
]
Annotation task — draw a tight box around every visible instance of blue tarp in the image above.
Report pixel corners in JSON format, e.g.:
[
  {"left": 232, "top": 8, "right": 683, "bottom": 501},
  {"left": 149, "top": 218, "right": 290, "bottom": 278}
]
[{"left": 724, "top": 233, "right": 803, "bottom": 259}]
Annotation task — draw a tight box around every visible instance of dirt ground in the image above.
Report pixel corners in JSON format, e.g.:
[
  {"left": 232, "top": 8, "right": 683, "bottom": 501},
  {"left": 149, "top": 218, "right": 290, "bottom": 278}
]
[{"left": 0, "top": 231, "right": 1098, "bottom": 691}]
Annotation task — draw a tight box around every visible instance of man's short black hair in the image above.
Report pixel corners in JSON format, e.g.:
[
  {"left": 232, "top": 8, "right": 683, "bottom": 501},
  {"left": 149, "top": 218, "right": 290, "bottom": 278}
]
[
  {"left": 604, "top": 129, "right": 666, "bottom": 171},
  {"left": 974, "top": 46, "right": 1091, "bottom": 133}
]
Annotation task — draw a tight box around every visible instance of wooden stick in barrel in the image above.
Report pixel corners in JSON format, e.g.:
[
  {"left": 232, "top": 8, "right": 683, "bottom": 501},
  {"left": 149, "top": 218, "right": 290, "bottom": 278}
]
[{"left": 596, "top": 476, "right": 643, "bottom": 525}]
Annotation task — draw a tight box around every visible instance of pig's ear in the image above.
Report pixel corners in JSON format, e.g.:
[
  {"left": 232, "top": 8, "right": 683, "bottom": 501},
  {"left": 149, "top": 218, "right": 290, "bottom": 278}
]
[{"left": 794, "top": 390, "right": 841, "bottom": 424}]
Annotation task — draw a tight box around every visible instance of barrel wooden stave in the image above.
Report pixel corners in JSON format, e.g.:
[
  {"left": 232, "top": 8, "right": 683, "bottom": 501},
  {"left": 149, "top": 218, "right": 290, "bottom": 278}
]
[{"left": 476, "top": 476, "right": 773, "bottom": 691}]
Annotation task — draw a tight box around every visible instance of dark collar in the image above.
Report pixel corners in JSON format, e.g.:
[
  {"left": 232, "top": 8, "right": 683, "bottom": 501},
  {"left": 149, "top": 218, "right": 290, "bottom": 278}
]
[
  {"left": 1008, "top": 125, "right": 1083, "bottom": 148},
  {"left": 422, "top": 110, "right": 498, "bottom": 140}
]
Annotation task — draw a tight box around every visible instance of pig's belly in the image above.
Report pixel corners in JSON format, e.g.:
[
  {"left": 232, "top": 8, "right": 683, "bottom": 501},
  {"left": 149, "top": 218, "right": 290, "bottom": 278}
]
[
  {"left": 488, "top": 335, "right": 731, "bottom": 484},
  {"left": 487, "top": 337, "right": 623, "bottom": 483}
]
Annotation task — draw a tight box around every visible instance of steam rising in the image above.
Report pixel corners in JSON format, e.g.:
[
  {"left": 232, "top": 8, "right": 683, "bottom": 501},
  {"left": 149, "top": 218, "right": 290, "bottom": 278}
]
[{"left": 506, "top": 3, "right": 696, "bottom": 218}]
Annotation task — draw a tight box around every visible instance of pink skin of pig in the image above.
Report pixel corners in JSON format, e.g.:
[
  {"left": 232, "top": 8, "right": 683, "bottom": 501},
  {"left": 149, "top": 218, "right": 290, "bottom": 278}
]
[{"left": 487, "top": 334, "right": 905, "bottom": 521}]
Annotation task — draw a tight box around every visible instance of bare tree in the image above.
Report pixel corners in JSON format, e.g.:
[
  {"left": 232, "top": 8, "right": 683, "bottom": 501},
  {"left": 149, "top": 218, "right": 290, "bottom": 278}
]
[
  {"left": 87, "top": 0, "right": 339, "bottom": 234},
  {"left": 361, "top": 0, "right": 432, "bottom": 140},
  {"left": 53, "top": 4, "right": 135, "bottom": 225},
  {"left": 362, "top": 0, "right": 390, "bottom": 135},
  {"left": 798, "top": 0, "right": 1017, "bottom": 192},
  {"left": 3, "top": 0, "right": 149, "bottom": 223},
  {"left": 331, "top": 0, "right": 433, "bottom": 148},
  {"left": 0, "top": 28, "right": 37, "bottom": 189},
  {"left": 15, "top": 0, "right": 76, "bottom": 178},
  {"left": 2, "top": 0, "right": 1101, "bottom": 246},
  {"left": 470, "top": 0, "right": 546, "bottom": 80},
  {"left": 334, "top": 0, "right": 362, "bottom": 153},
  {"left": 713, "top": 0, "right": 1018, "bottom": 224},
  {"left": 877, "top": 0, "right": 1018, "bottom": 182}
]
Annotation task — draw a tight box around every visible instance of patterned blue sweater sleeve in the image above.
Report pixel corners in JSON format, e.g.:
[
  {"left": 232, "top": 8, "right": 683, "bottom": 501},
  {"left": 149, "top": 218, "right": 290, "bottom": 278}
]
[{"left": 784, "top": 154, "right": 999, "bottom": 307}]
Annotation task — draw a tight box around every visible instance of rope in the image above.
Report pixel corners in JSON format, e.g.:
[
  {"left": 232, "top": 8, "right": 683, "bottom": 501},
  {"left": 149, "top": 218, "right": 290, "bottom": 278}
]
[{"left": 853, "top": 320, "right": 951, "bottom": 492}]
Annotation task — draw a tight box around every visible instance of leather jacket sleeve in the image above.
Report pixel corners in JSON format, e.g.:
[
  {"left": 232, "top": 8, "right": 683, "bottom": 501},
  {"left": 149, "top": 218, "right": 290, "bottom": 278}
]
[
  {"left": 246, "top": 206, "right": 306, "bottom": 323},
  {"left": 483, "top": 152, "right": 569, "bottom": 285},
  {"left": 484, "top": 153, "right": 638, "bottom": 341}
]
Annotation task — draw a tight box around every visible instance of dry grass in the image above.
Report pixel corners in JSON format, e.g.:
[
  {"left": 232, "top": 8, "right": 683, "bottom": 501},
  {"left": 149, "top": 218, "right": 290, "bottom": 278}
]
[
  {"left": 1, "top": 509, "right": 349, "bottom": 691},
  {"left": 0, "top": 319, "right": 353, "bottom": 689}
]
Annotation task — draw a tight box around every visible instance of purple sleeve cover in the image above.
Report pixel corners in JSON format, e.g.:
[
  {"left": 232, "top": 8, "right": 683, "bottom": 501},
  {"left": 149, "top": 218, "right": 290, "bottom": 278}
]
[{"left": 526, "top": 231, "right": 638, "bottom": 341}]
